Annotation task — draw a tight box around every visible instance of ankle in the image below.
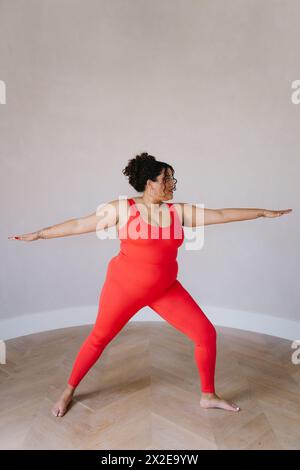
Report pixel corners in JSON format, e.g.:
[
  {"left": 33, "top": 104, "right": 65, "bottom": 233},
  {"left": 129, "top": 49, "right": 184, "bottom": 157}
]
[
  {"left": 201, "top": 392, "right": 216, "bottom": 399},
  {"left": 65, "top": 384, "right": 75, "bottom": 395}
]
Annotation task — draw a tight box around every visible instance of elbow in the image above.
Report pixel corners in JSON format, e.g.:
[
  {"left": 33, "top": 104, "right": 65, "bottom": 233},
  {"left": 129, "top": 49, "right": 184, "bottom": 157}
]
[
  {"left": 206, "top": 209, "right": 225, "bottom": 225},
  {"left": 216, "top": 209, "right": 227, "bottom": 224},
  {"left": 74, "top": 218, "right": 86, "bottom": 234},
  {"left": 218, "top": 209, "right": 224, "bottom": 221}
]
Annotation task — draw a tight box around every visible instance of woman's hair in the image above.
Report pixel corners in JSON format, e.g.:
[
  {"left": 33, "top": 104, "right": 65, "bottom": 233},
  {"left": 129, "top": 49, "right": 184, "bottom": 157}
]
[{"left": 122, "top": 152, "right": 176, "bottom": 192}]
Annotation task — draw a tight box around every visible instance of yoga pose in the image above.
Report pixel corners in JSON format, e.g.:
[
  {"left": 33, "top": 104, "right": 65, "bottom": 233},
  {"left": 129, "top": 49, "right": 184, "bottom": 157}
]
[{"left": 9, "top": 152, "right": 292, "bottom": 417}]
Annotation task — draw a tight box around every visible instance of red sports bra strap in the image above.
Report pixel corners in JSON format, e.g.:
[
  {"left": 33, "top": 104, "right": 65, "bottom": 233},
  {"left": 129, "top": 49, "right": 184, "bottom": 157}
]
[
  {"left": 128, "top": 198, "right": 139, "bottom": 216},
  {"left": 128, "top": 199, "right": 174, "bottom": 224},
  {"left": 128, "top": 198, "right": 135, "bottom": 207},
  {"left": 167, "top": 203, "right": 175, "bottom": 222}
]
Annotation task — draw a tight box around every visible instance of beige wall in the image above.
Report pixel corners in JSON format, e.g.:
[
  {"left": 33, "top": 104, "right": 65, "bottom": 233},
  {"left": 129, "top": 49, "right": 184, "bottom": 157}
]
[{"left": 1, "top": 0, "right": 299, "bottom": 337}]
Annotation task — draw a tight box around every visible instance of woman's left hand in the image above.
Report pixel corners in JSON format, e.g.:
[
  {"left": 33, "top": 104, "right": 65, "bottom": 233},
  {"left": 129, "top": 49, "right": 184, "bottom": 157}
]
[{"left": 262, "top": 209, "right": 293, "bottom": 218}]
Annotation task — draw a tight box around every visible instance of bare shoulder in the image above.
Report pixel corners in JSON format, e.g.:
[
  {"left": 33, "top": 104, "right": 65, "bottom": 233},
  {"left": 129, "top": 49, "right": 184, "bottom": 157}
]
[
  {"left": 170, "top": 201, "right": 184, "bottom": 225},
  {"left": 94, "top": 198, "right": 128, "bottom": 225},
  {"left": 112, "top": 197, "right": 132, "bottom": 228},
  {"left": 170, "top": 201, "right": 203, "bottom": 226}
]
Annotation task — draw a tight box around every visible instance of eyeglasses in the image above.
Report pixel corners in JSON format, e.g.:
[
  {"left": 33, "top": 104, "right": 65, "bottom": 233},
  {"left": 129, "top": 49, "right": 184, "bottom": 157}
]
[
  {"left": 164, "top": 177, "right": 177, "bottom": 184},
  {"left": 163, "top": 176, "right": 177, "bottom": 190}
]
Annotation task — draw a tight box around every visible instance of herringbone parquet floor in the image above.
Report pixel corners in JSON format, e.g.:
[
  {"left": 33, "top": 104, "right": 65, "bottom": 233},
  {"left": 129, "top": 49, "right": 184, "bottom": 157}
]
[{"left": 0, "top": 322, "right": 299, "bottom": 450}]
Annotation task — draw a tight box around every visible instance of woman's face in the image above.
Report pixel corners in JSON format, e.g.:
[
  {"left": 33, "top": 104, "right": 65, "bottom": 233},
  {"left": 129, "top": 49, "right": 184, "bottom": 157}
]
[{"left": 150, "top": 167, "right": 177, "bottom": 201}]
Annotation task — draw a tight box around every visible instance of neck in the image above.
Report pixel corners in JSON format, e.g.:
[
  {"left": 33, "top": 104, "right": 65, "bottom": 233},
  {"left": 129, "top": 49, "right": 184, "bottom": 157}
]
[{"left": 140, "top": 193, "right": 164, "bottom": 208}]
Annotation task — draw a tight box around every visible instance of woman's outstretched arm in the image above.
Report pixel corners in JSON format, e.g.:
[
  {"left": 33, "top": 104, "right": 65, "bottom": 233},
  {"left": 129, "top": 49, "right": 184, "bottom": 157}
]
[
  {"left": 214, "top": 207, "right": 292, "bottom": 224},
  {"left": 176, "top": 203, "right": 293, "bottom": 227},
  {"left": 8, "top": 199, "right": 121, "bottom": 242}
]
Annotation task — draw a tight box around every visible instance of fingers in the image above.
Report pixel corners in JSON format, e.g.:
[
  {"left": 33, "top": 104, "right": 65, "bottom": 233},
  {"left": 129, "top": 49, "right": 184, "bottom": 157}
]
[
  {"left": 268, "top": 209, "right": 292, "bottom": 217},
  {"left": 263, "top": 209, "right": 292, "bottom": 218},
  {"left": 8, "top": 235, "right": 31, "bottom": 241},
  {"left": 279, "top": 209, "right": 292, "bottom": 216},
  {"left": 8, "top": 234, "right": 35, "bottom": 241}
]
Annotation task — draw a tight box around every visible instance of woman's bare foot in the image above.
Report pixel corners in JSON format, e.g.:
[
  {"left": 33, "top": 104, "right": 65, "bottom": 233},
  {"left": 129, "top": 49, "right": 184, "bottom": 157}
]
[
  {"left": 200, "top": 392, "right": 240, "bottom": 412},
  {"left": 51, "top": 385, "right": 75, "bottom": 417}
]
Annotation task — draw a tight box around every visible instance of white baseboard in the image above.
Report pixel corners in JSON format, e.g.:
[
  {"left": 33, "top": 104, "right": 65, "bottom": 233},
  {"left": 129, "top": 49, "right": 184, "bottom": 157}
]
[{"left": 1, "top": 304, "right": 299, "bottom": 341}]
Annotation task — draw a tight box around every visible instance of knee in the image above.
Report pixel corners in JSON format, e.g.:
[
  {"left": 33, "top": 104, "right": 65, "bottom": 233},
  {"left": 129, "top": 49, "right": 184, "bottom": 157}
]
[
  {"left": 205, "top": 321, "right": 217, "bottom": 344},
  {"left": 195, "top": 321, "right": 217, "bottom": 346},
  {"left": 209, "top": 323, "right": 217, "bottom": 343},
  {"left": 88, "top": 329, "right": 112, "bottom": 348}
]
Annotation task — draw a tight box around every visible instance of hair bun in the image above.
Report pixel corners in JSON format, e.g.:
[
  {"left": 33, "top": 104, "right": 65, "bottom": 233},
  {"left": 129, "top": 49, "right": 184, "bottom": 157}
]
[
  {"left": 135, "top": 152, "right": 156, "bottom": 163},
  {"left": 122, "top": 153, "right": 156, "bottom": 179}
]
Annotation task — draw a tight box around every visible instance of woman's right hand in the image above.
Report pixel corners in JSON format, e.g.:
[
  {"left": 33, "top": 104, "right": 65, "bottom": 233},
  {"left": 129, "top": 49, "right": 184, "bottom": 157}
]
[{"left": 8, "top": 231, "right": 40, "bottom": 242}]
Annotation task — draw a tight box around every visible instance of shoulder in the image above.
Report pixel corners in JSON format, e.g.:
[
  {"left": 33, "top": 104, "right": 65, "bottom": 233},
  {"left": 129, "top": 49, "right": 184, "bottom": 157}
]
[
  {"left": 112, "top": 197, "right": 134, "bottom": 226},
  {"left": 168, "top": 201, "right": 184, "bottom": 225},
  {"left": 96, "top": 199, "right": 129, "bottom": 226},
  {"left": 107, "top": 198, "right": 131, "bottom": 211}
]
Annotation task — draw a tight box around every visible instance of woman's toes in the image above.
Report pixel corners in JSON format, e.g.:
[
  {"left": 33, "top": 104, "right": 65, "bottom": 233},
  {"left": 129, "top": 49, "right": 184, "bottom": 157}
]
[
  {"left": 229, "top": 402, "right": 240, "bottom": 411},
  {"left": 51, "top": 400, "right": 68, "bottom": 417},
  {"left": 55, "top": 405, "right": 65, "bottom": 417},
  {"left": 213, "top": 399, "right": 240, "bottom": 412},
  {"left": 51, "top": 405, "right": 59, "bottom": 417},
  {"left": 225, "top": 402, "right": 236, "bottom": 411}
]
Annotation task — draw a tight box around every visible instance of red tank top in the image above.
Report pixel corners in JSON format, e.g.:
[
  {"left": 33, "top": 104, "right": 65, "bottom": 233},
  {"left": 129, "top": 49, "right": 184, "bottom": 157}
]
[{"left": 118, "top": 198, "right": 184, "bottom": 264}]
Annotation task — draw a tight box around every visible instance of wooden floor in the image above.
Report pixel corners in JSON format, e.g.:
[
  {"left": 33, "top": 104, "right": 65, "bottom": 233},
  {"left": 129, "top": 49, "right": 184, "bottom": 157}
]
[{"left": 0, "top": 322, "right": 299, "bottom": 450}]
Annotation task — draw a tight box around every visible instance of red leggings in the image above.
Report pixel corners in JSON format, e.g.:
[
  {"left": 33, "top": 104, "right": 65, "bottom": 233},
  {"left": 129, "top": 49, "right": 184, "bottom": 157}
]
[{"left": 67, "top": 278, "right": 217, "bottom": 393}]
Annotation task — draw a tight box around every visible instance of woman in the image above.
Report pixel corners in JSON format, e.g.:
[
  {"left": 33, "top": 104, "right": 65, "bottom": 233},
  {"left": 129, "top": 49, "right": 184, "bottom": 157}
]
[{"left": 9, "top": 152, "right": 292, "bottom": 418}]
